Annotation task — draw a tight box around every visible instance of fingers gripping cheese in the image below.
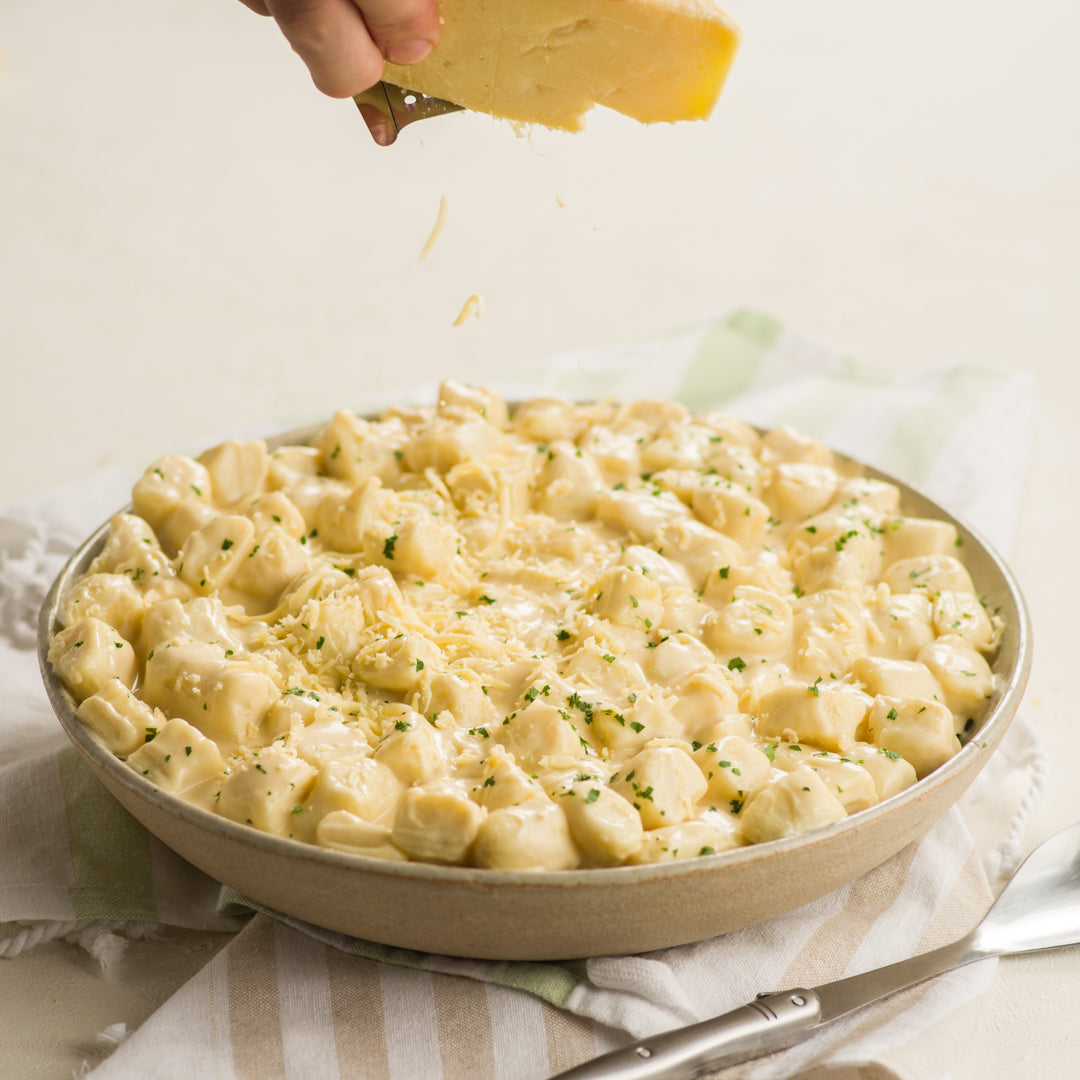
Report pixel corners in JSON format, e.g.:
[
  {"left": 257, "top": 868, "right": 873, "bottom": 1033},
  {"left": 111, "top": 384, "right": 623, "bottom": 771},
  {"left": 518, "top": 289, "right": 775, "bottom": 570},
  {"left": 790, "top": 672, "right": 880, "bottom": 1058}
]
[{"left": 381, "top": 0, "right": 741, "bottom": 131}]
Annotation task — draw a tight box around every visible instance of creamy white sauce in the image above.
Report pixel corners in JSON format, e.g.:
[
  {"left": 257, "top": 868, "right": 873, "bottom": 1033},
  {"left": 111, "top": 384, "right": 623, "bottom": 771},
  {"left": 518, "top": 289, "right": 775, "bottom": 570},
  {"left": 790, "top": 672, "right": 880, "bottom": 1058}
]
[{"left": 49, "top": 384, "right": 1001, "bottom": 870}]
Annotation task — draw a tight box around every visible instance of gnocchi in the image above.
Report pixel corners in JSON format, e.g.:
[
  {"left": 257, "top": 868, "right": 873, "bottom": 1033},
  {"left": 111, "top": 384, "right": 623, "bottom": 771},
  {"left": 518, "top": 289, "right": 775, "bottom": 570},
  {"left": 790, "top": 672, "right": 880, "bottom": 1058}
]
[{"left": 50, "top": 387, "right": 1003, "bottom": 868}]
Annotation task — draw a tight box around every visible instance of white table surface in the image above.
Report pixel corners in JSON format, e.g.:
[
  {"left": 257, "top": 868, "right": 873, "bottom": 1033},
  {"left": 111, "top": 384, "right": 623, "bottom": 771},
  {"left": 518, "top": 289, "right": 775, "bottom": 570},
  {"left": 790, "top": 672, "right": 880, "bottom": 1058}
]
[{"left": 2, "top": 0, "right": 1078, "bottom": 1076}]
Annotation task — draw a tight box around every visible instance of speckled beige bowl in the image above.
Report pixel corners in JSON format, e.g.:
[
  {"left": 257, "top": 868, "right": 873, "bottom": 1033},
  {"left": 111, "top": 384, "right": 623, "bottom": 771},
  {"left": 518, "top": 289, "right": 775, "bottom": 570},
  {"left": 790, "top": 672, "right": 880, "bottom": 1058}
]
[{"left": 38, "top": 430, "right": 1031, "bottom": 960}]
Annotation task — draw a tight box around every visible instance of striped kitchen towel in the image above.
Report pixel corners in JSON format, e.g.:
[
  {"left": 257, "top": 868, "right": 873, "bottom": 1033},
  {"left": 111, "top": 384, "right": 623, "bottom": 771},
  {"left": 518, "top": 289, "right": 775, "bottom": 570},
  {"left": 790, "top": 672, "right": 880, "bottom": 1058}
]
[{"left": 0, "top": 308, "right": 1045, "bottom": 1079}]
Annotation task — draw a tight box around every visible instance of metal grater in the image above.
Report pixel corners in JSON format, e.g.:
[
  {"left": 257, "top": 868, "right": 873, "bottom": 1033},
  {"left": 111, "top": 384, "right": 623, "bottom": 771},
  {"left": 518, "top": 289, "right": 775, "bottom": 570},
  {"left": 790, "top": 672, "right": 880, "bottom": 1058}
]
[{"left": 353, "top": 82, "right": 463, "bottom": 146}]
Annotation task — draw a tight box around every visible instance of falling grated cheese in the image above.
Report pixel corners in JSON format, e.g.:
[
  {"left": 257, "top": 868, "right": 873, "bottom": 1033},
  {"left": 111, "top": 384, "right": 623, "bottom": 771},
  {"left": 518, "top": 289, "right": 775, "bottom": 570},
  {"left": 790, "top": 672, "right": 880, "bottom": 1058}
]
[
  {"left": 419, "top": 194, "right": 449, "bottom": 261},
  {"left": 452, "top": 294, "right": 482, "bottom": 327}
]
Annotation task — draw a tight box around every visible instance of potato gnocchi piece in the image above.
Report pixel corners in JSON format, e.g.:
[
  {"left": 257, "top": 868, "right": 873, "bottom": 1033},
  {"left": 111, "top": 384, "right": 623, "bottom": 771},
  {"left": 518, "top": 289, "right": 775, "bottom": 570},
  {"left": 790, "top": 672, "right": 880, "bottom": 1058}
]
[
  {"left": 563, "top": 643, "right": 644, "bottom": 703},
  {"left": 760, "top": 426, "right": 833, "bottom": 468},
  {"left": 283, "top": 594, "right": 373, "bottom": 668},
  {"left": 867, "top": 696, "right": 960, "bottom": 778},
  {"left": 595, "top": 488, "right": 685, "bottom": 543},
  {"left": 535, "top": 442, "right": 603, "bottom": 520},
  {"left": 655, "top": 518, "right": 744, "bottom": 588},
  {"left": 76, "top": 678, "right": 166, "bottom": 758},
  {"left": 620, "top": 398, "right": 691, "bottom": 432},
  {"left": 931, "top": 591, "right": 996, "bottom": 651},
  {"left": 141, "top": 638, "right": 278, "bottom": 751},
  {"left": 917, "top": 636, "right": 995, "bottom": 729},
  {"left": 315, "top": 411, "right": 403, "bottom": 486},
  {"left": 645, "top": 634, "right": 718, "bottom": 686},
  {"left": 62, "top": 572, "right": 146, "bottom": 644},
  {"left": 352, "top": 631, "right": 443, "bottom": 693},
  {"left": 771, "top": 746, "right": 878, "bottom": 815},
  {"left": 178, "top": 515, "right": 255, "bottom": 593},
  {"left": 627, "top": 818, "right": 740, "bottom": 864},
  {"left": 403, "top": 415, "right": 500, "bottom": 474},
  {"left": 579, "top": 424, "right": 646, "bottom": 481},
  {"left": 365, "top": 511, "right": 459, "bottom": 582},
  {"left": 311, "top": 477, "right": 392, "bottom": 554},
  {"left": 740, "top": 766, "right": 847, "bottom": 844},
  {"left": 509, "top": 397, "right": 584, "bottom": 443},
  {"left": 668, "top": 670, "right": 741, "bottom": 742},
  {"left": 856, "top": 743, "right": 919, "bottom": 801},
  {"left": 559, "top": 782, "right": 643, "bottom": 866},
  {"left": 618, "top": 545, "right": 690, "bottom": 590},
  {"left": 425, "top": 672, "right": 498, "bottom": 729},
  {"left": 851, "top": 656, "right": 945, "bottom": 704},
  {"left": 703, "top": 560, "right": 791, "bottom": 606},
  {"left": 752, "top": 681, "right": 871, "bottom": 755},
  {"left": 267, "top": 445, "right": 323, "bottom": 489},
  {"left": 631, "top": 690, "right": 701, "bottom": 748},
  {"left": 474, "top": 753, "right": 547, "bottom": 810},
  {"left": 883, "top": 555, "right": 975, "bottom": 597},
  {"left": 243, "top": 491, "right": 307, "bottom": 539},
  {"left": 865, "top": 590, "right": 936, "bottom": 660},
  {"left": 764, "top": 463, "right": 838, "bottom": 523},
  {"left": 790, "top": 522, "right": 882, "bottom": 594},
  {"left": 498, "top": 700, "right": 589, "bottom": 768},
  {"left": 198, "top": 440, "right": 269, "bottom": 509},
  {"left": 157, "top": 499, "right": 219, "bottom": 556},
  {"left": 791, "top": 589, "right": 868, "bottom": 678},
  {"left": 702, "top": 442, "right": 766, "bottom": 496},
  {"left": 473, "top": 800, "right": 580, "bottom": 870},
  {"left": 698, "top": 413, "right": 760, "bottom": 452},
  {"left": 391, "top": 786, "right": 485, "bottom": 865},
  {"left": 703, "top": 586, "right": 793, "bottom": 661},
  {"left": 691, "top": 484, "right": 770, "bottom": 549},
  {"left": 829, "top": 477, "right": 901, "bottom": 516},
  {"left": 660, "top": 588, "right": 710, "bottom": 637},
  {"left": 303, "top": 759, "right": 401, "bottom": 825},
  {"left": 139, "top": 596, "right": 244, "bottom": 658},
  {"left": 49, "top": 618, "right": 137, "bottom": 701},
  {"left": 132, "top": 455, "right": 213, "bottom": 532},
  {"left": 610, "top": 745, "right": 706, "bottom": 830},
  {"left": 230, "top": 527, "right": 311, "bottom": 607},
  {"left": 217, "top": 746, "right": 317, "bottom": 836},
  {"left": 639, "top": 425, "right": 709, "bottom": 473},
  {"left": 587, "top": 693, "right": 663, "bottom": 753},
  {"left": 589, "top": 567, "right": 663, "bottom": 631},
  {"left": 88, "top": 513, "right": 160, "bottom": 574},
  {"left": 879, "top": 517, "right": 958, "bottom": 567},
  {"left": 291, "top": 717, "right": 375, "bottom": 768},
  {"left": 125, "top": 718, "right": 225, "bottom": 797},
  {"left": 373, "top": 711, "right": 445, "bottom": 785},
  {"left": 693, "top": 735, "right": 771, "bottom": 809},
  {"left": 437, "top": 380, "right": 510, "bottom": 429},
  {"left": 315, "top": 812, "right": 407, "bottom": 860}
]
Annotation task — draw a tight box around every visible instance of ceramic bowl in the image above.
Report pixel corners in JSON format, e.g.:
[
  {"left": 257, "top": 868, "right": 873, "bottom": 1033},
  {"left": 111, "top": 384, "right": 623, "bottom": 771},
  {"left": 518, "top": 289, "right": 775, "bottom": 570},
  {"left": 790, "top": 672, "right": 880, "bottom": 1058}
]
[{"left": 38, "top": 428, "right": 1031, "bottom": 960}]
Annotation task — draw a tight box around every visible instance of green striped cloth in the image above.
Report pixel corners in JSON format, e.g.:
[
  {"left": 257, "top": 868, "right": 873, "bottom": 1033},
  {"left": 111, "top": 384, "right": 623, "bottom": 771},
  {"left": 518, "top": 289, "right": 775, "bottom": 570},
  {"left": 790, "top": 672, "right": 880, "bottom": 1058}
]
[{"left": 0, "top": 309, "right": 1044, "bottom": 1079}]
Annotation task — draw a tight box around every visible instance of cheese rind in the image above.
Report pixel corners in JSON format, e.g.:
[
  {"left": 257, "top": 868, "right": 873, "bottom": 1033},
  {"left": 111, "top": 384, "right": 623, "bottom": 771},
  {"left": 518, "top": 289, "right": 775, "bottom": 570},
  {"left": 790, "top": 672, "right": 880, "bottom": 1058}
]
[{"left": 381, "top": 0, "right": 740, "bottom": 131}]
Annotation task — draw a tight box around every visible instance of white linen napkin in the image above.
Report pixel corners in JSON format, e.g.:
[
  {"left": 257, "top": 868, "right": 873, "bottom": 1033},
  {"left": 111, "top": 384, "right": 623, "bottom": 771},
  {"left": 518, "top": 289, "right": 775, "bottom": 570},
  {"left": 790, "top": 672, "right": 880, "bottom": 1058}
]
[{"left": 0, "top": 308, "right": 1045, "bottom": 1079}]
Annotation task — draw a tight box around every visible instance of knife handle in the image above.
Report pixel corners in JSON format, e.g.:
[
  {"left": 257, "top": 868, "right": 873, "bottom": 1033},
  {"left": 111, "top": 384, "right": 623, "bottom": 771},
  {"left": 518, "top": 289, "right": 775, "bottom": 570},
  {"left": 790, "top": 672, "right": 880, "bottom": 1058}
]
[{"left": 549, "top": 989, "right": 822, "bottom": 1080}]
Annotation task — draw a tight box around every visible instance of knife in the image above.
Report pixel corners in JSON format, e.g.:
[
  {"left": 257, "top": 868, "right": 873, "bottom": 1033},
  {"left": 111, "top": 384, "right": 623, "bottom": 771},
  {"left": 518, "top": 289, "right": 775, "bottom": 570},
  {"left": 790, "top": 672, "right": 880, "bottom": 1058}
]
[
  {"left": 353, "top": 81, "right": 462, "bottom": 145},
  {"left": 546, "top": 932, "right": 991, "bottom": 1079}
]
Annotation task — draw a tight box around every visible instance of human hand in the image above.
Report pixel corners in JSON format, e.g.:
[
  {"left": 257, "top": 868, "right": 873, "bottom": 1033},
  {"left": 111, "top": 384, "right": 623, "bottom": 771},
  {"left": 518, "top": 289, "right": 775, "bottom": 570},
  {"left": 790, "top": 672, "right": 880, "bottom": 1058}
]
[{"left": 238, "top": 0, "right": 441, "bottom": 98}]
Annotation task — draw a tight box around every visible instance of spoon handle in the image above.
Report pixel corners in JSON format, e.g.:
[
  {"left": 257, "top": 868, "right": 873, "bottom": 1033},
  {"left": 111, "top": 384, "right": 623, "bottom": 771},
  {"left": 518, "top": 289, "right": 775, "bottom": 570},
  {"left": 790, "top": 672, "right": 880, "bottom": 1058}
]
[
  {"left": 549, "top": 937, "right": 986, "bottom": 1080},
  {"left": 548, "top": 989, "right": 823, "bottom": 1080}
]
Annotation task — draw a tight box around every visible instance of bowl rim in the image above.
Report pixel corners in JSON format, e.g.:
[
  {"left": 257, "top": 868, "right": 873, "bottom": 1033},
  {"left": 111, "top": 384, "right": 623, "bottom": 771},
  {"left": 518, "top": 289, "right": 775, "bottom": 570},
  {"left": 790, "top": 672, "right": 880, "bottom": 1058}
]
[{"left": 37, "top": 417, "right": 1033, "bottom": 893}]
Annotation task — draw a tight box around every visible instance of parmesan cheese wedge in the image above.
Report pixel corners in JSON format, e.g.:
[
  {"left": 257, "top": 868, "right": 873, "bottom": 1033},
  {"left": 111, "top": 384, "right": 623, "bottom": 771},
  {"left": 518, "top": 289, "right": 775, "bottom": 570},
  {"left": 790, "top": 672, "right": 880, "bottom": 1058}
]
[{"left": 382, "top": 0, "right": 740, "bottom": 132}]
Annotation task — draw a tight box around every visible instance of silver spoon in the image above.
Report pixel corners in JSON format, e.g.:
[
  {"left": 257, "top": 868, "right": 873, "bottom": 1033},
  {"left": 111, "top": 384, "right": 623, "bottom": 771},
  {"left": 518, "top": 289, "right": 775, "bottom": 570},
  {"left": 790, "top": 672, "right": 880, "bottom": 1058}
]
[{"left": 552, "top": 821, "right": 1080, "bottom": 1079}]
